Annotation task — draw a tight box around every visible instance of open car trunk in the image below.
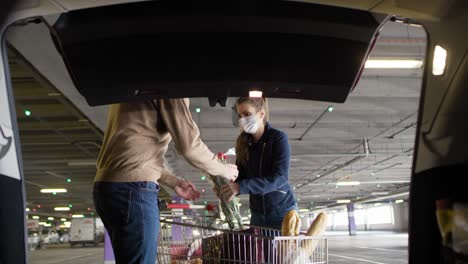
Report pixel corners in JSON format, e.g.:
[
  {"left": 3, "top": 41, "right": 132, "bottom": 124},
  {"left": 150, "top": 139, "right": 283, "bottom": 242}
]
[{"left": 48, "top": 0, "right": 386, "bottom": 106}]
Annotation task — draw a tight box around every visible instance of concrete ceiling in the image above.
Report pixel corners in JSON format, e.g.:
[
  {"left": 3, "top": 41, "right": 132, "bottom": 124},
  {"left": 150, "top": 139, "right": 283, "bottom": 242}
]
[{"left": 7, "top": 19, "right": 425, "bottom": 218}]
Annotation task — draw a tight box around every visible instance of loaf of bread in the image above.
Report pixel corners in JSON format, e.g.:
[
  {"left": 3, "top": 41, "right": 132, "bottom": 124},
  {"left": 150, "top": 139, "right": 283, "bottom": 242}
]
[
  {"left": 281, "top": 210, "right": 301, "bottom": 236},
  {"left": 305, "top": 212, "right": 327, "bottom": 236},
  {"left": 302, "top": 212, "right": 327, "bottom": 258}
]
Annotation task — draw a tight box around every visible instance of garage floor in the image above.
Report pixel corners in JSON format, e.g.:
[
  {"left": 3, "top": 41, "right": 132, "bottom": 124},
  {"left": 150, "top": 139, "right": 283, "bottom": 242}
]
[
  {"left": 327, "top": 232, "right": 408, "bottom": 264},
  {"left": 28, "top": 232, "right": 408, "bottom": 264}
]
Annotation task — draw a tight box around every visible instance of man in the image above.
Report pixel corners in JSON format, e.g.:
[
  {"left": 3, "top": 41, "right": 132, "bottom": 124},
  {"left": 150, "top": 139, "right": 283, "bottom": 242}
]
[{"left": 94, "top": 98, "right": 238, "bottom": 264}]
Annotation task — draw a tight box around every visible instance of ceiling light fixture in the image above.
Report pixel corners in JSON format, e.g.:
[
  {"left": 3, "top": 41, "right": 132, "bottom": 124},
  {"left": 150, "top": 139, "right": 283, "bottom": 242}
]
[
  {"left": 395, "top": 199, "right": 404, "bottom": 204},
  {"left": 365, "top": 59, "right": 423, "bottom": 69},
  {"left": 336, "top": 181, "right": 360, "bottom": 186},
  {"left": 54, "top": 207, "right": 71, "bottom": 211},
  {"left": 337, "top": 200, "right": 351, "bottom": 204},
  {"left": 72, "top": 214, "right": 85, "bottom": 218},
  {"left": 433, "top": 45, "right": 447, "bottom": 75},
  {"left": 32, "top": 216, "right": 40, "bottom": 220},
  {"left": 40, "top": 188, "right": 67, "bottom": 194},
  {"left": 249, "top": 90, "right": 263, "bottom": 98}
]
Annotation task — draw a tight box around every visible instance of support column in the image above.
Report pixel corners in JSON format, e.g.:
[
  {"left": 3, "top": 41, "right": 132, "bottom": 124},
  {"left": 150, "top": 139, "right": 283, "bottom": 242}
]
[{"left": 347, "top": 203, "right": 357, "bottom": 236}]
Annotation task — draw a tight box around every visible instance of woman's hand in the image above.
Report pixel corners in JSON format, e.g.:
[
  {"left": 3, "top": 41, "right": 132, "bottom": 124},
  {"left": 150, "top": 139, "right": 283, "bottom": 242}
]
[{"left": 220, "top": 183, "right": 240, "bottom": 203}]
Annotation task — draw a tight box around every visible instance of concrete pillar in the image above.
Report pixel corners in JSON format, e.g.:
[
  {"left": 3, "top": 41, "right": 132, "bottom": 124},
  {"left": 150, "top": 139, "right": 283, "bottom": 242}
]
[{"left": 347, "top": 203, "right": 357, "bottom": 236}]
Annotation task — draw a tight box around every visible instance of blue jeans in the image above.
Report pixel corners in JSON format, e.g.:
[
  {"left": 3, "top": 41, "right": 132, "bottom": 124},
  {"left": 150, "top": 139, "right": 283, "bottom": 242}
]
[
  {"left": 250, "top": 204, "right": 298, "bottom": 231},
  {"left": 93, "top": 181, "right": 160, "bottom": 264}
]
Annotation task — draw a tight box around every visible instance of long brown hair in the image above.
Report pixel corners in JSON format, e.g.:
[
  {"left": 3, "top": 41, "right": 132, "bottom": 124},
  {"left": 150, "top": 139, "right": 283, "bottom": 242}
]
[{"left": 235, "top": 97, "right": 269, "bottom": 166}]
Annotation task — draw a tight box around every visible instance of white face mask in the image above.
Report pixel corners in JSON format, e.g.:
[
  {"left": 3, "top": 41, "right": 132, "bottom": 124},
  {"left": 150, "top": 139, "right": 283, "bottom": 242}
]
[{"left": 239, "top": 115, "right": 260, "bottom": 134}]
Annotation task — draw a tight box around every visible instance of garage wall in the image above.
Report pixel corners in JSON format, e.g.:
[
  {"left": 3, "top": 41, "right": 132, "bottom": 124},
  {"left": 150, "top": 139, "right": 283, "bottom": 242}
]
[{"left": 325, "top": 202, "right": 409, "bottom": 232}]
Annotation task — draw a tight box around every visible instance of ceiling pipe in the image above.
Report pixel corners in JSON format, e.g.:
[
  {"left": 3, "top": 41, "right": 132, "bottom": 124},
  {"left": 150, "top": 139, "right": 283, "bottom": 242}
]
[
  {"left": 15, "top": 103, "right": 96, "bottom": 158},
  {"left": 8, "top": 45, "right": 103, "bottom": 138},
  {"left": 297, "top": 106, "right": 332, "bottom": 141},
  {"left": 300, "top": 139, "right": 370, "bottom": 188},
  {"left": 293, "top": 152, "right": 409, "bottom": 158},
  {"left": 309, "top": 190, "right": 410, "bottom": 212}
]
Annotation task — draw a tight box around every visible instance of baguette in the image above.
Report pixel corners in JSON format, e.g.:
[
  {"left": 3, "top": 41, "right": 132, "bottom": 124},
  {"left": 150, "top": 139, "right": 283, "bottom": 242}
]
[
  {"left": 302, "top": 212, "right": 327, "bottom": 257},
  {"left": 281, "top": 210, "right": 301, "bottom": 236},
  {"left": 305, "top": 212, "right": 327, "bottom": 236}
]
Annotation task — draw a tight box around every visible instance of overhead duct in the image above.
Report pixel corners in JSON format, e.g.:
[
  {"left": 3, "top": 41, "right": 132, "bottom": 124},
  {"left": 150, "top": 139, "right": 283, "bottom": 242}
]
[{"left": 301, "top": 139, "right": 370, "bottom": 187}]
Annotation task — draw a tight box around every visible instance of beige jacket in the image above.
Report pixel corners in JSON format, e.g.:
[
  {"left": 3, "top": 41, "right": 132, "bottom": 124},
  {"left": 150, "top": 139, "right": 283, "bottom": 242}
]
[{"left": 95, "top": 98, "right": 225, "bottom": 188}]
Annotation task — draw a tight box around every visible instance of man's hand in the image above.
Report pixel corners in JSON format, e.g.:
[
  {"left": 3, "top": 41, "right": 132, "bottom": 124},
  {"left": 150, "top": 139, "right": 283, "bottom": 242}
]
[
  {"left": 175, "top": 180, "right": 201, "bottom": 201},
  {"left": 222, "top": 164, "right": 239, "bottom": 182},
  {"left": 220, "top": 183, "right": 240, "bottom": 203}
]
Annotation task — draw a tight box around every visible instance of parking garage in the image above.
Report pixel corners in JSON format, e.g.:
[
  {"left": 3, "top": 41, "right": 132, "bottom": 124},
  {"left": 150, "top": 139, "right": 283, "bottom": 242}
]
[{"left": 1, "top": 1, "right": 468, "bottom": 264}]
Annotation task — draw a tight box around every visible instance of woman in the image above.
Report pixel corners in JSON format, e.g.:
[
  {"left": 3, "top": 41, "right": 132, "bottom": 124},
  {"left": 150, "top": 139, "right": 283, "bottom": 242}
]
[{"left": 221, "top": 97, "right": 297, "bottom": 230}]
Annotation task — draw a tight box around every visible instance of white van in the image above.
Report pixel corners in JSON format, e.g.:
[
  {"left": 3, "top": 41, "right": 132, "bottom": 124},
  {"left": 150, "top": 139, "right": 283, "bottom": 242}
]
[{"left": 69, "top": 218, "right": 104, "bottom": 247}]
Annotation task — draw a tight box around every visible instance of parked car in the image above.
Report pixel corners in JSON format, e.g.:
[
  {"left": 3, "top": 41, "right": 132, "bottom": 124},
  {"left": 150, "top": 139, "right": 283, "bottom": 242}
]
[
  {"left": 59, "top": 232, "right": 69, "bottom": 244},
  {"left": 42, "top": 229, "right": 60, "bottom": 244},
  {"left": 27, "top": 231, "right": 44, "bottom": 250}
]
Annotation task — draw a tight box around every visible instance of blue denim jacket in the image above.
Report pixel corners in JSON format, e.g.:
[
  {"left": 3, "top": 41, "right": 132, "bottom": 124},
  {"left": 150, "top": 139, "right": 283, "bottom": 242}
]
[{"left": 236, "top": 122, "right": 296, "bottom": 214}]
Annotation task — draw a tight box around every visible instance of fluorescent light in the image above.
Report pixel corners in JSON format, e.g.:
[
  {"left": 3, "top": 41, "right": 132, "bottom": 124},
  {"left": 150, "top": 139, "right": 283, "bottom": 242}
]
[
  {"left": 395, "top": 199, "right": 404, "bottom": 204},
  {"left": 26, "top": 208, "right": 30, "bottom": 212},
  {"left": 32, "top": 216, "right": 40, "bottom": 220},
  {"left": 40, "top": 188, "right": 67, "bottom": 193},
  {"left": 433, "top": 45, "right": 447, "bottom": 75},
  {"left": 43, "top": 223, "right": 51, "bottom": 227},
  {"left": 371, "top": 192, "right": 389, "bottom": 196},
  {"left": 374, "top": 203, "right": 382, "bottom": 206},
  {"left": 59, "top": 225, "right": 67, "bottom": 229},
  {"left": 337, "top": 199, "right": 351, "bottom": 204},
  {"left": 61, "top": 218, "right": 67, "bottom": 222},
  {"left": 299, "top": 209, "right": 310, "bottom": 212},
  {"left": 54, "top": 207, "right": 70, "bottom": 211},
  {"left": 365, "top": 59, "right": 423, "bottom": 69},
  {"left": 72, "top": 214, "right": 84, "bottom": 218},
  {"left": 336, "top": 181, "right": 360, "bottom": 186},
  {"left": 249, "top": 90, "right": 263, "bottom": 98},
  {"left": 38, "top": 222, "right": 47, "bottom": 226},
  {"left": 48, "top": 217, "right": 54, "bottom": 221}
]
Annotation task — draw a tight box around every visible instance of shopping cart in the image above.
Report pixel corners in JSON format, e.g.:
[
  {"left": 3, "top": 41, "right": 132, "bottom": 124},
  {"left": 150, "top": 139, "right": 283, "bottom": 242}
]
[{"left": 157, "top": 218, "right": 327, "bottom": 264}]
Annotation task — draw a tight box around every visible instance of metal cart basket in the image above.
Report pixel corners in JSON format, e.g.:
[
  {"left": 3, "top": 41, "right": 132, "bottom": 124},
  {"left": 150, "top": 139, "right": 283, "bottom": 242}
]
[{"left": 157, "top": 219, "right": 327, "bottom": 264}]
